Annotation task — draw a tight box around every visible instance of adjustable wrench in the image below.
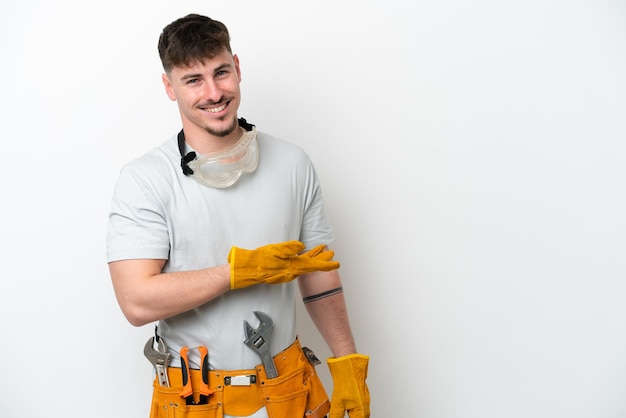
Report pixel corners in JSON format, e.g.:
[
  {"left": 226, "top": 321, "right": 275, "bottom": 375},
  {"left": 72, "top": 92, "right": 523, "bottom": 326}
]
[
  {"left": 144, "top": 334, "right": 172, "bottom": 387},
  {"left": 244, "top": 311, "right": 278, "bottom": 379}
]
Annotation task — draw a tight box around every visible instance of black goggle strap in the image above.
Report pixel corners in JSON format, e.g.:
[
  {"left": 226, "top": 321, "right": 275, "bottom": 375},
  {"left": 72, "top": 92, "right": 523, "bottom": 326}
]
[
  {"left": 178, "top": 118, "right": 255, "bottom": 177},
  {"left": 178, "top": 130, "right": 196, "bottom": 176}
]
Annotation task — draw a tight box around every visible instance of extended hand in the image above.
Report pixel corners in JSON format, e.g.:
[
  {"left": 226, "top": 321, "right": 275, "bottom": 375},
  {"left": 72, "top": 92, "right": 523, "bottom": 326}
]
[{"left": 228, "top": 241, "right": 340, "bottom": 290}]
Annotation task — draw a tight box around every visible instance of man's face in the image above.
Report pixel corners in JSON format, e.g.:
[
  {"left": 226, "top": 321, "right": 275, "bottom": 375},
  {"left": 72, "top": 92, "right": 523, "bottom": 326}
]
[{"left": 162, "top": 49, "right": 242, "bottom": 144}]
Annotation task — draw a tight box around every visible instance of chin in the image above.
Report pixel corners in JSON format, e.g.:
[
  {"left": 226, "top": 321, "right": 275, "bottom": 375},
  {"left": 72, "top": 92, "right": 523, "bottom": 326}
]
[{"left": 207, "top": 116, "right": 239, "bottom": 138}]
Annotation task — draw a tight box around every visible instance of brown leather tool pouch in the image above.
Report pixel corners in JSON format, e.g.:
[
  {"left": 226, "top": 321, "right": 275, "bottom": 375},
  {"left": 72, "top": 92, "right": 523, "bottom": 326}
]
[{"left": 148, "top": 338, "right": 329, "bottom": 418}]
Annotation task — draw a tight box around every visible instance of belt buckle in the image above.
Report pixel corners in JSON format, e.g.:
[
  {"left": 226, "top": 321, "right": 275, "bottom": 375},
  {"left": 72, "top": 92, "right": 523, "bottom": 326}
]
[{"left": 224, "top": 375, "right": 257, "bottom": 386}]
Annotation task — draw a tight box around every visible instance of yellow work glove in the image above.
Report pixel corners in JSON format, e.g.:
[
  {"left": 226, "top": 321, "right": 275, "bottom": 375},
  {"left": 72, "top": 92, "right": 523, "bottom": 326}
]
[
  {"left": 228, "top": 241, "right": 340, "bottom": 290},
  {"left": 327, "top": 354, "right": 370, "bottom": 418}
]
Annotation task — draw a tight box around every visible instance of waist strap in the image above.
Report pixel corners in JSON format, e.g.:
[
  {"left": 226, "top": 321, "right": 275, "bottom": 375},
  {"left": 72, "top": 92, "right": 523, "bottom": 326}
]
[{"left": 163, "top": 338, "right": 306, "bottom": 416}]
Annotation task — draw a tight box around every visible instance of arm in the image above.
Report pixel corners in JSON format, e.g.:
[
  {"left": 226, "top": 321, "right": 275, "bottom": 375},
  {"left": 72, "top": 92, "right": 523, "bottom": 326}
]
[
  {"left": 109, "top": 259, "right": 230, "bottom": 326},
  {"left": 299, "top": 255, "right": 371, "bottom": 418},
  {"left": 298, "top": 268, "right": 357, "bottom": 357},
  {"left": 110, "top": 241, "right": 337, "bottom": 327}
]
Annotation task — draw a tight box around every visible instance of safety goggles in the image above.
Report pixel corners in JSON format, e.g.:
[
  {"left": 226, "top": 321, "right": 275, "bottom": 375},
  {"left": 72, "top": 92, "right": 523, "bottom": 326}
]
[{"left": 178, "top": 119, "right": 259, "bottom": 188}]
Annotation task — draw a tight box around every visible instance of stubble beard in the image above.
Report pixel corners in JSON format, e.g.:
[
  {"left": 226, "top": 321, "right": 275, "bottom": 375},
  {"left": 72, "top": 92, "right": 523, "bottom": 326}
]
[{"left": 205, "top": 115, "right": 239, "bottom": 138}]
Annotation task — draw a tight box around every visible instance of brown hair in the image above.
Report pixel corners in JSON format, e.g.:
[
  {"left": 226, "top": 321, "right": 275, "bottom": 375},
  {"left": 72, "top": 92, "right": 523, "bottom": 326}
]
[{"left": 158, "top": 14, "right": 232, "bottom": 73}]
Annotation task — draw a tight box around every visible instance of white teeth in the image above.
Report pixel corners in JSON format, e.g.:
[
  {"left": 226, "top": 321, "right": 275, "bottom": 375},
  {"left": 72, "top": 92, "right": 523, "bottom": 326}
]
[{"left": 206, "top": 103, "right": 227, "bottom": 113}]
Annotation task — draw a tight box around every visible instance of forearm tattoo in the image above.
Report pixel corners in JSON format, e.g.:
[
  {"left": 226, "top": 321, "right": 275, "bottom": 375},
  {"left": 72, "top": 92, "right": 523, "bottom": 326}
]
[{"left": 302, "top": 286, "right": 344, "bottom": 304}]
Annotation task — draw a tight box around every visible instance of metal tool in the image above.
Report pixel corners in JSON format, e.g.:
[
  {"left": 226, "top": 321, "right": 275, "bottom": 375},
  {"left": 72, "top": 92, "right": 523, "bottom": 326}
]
[
  {"left": 144, "top": 333, "right": 172, "bottom": 387},
  {"left": 243, "top": 311, "right": 278, "bottom": 379},
  {"left": 302, "top": 346, "right": 321, "bottom": 366}
]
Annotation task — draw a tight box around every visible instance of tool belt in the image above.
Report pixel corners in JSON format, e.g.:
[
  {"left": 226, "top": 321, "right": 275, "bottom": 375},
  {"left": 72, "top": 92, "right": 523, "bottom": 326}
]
[{"left": 149, "top": 338, "right": 330, "bottom": 418}]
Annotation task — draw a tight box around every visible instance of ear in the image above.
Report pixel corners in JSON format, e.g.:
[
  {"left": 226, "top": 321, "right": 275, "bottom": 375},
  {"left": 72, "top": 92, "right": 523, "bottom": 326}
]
[
  {"left": 233, "top": 54, "right": 242, "bottom": 82},
  {"left": 162, "top": 73, "right": 177, "bottom": 101}
]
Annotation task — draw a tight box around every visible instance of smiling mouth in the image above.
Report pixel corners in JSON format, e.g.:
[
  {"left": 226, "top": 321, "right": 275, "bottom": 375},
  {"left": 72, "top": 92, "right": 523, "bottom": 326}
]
[{"left": 202, "top": 101, "right": 229, "bottom": 113}]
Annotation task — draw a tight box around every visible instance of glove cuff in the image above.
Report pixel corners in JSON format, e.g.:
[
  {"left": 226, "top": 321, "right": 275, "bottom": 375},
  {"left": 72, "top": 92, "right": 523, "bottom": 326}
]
[
  {"left": 327, "top": 353, "right": 370, "bottom": 364},
  {"left": 327, "top": 354, "right": 370, "bottom": 385},
  {"left": 227, "top": 246, "right": 238, "bottom": 289}
]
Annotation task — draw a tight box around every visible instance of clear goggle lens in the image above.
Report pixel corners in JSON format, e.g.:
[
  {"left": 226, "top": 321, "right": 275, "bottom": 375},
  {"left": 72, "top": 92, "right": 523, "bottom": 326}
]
[{"left": 182, "top": 125, "right": 259, "bottom": 188}]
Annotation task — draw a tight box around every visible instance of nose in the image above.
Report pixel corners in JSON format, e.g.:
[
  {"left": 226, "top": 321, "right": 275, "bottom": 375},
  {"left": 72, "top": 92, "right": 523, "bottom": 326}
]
[{"left": 202, "top": 80, "right": 223, "bottom": 103}]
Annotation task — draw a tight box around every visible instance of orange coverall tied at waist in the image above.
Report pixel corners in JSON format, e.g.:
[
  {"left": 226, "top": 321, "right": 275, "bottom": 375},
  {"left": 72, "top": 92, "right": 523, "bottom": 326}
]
[{"left": 149, "top": 339, "right": 330, "bottom": 418}]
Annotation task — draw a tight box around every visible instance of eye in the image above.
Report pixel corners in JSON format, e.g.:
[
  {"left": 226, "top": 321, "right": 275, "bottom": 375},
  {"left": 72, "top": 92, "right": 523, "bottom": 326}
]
[{"left": 186, "top": 78, "right": 200, "bottom": 85}]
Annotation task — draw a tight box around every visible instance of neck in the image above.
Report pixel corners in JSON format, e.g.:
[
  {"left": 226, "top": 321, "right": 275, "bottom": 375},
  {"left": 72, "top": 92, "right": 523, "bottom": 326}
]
[{"left": 181, "top": 119, "right": 242, "bottom": 154}]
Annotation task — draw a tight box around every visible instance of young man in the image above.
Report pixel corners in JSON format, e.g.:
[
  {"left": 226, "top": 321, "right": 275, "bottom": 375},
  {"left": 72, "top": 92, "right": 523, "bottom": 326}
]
[{"left": 107, "top": 13, "right": 369, "bottom": 418}]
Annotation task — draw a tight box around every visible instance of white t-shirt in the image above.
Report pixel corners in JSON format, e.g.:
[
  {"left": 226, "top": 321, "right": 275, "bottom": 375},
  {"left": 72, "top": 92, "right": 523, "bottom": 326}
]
[{"left": 106, "top": 129, "right": 334, "bottom": 372}]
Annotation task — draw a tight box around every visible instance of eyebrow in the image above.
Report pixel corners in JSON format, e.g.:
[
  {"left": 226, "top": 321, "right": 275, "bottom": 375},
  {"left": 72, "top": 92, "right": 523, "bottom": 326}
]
[
  {"left": 180, "top": 73, "right": 203, "bottom": 82},
  {"left": 179, "top": 63, "right": 233, "bottom": 82},
  {"left": 213, "top": 63, "right": 232, "bottom": 73}
]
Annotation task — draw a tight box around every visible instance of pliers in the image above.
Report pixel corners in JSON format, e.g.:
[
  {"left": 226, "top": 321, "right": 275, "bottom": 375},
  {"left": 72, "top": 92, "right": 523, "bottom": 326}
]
[{"left": 179, "top": 345, "right": 213, "bottom": 405}]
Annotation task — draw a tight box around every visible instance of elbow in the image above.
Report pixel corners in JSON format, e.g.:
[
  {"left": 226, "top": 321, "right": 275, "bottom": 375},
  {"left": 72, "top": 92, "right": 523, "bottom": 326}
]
[
  {"left": 125, "top": 313, "right": 150, "bottom": 328},
  {"left": 109, "top": 259, "right": 167, "bottom": 327},
  {"left": 118, "top": 302, "right": 155, "bottom": 327}
]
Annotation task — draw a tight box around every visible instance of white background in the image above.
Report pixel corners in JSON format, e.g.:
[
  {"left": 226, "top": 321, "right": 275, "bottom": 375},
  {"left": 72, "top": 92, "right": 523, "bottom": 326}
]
[{"left": 1, "top": 1, "right": 625, "bottom": 417}]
